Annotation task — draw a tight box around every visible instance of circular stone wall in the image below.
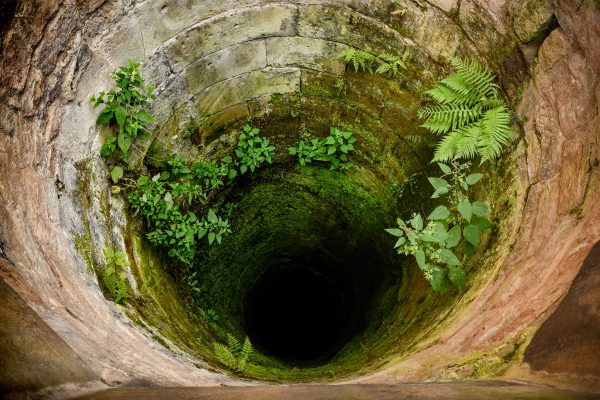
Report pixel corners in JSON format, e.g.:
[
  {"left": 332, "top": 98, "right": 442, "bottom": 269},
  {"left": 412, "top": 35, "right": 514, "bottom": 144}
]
[{"left": 0, "top": 0, "right": 599, "bottom": 394}]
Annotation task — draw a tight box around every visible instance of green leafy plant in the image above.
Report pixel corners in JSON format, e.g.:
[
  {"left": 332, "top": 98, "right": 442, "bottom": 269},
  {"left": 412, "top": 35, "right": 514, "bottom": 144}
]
[
  {"left": 125, "top": 124, "right": 269, "bottom": 265},
  {"left": 338, "top": 47, "right": 407, "bottom": 78},
  {"left": 213, "top": 334, "right": 253, "bottom": 372},
  {"left": 235, "top": 124, "right": 276, "bottom": 174},
  {"left": 99, "top": 247, "right": 130, "bottom": 304},
  {"left": 128, "top": 173, "right": 231, "bottom": 265},
  {"left": 90, "top": 61, "right": 156, "bottom": 172},
  {"left": 386, "top": 162, "right": 493, "bottom": 293},
  {"left": 288, "top": 127, "right": 357, "bottom": 170},
  {"left": 417, "top": 58, "right": 513, "bottom": 163}
]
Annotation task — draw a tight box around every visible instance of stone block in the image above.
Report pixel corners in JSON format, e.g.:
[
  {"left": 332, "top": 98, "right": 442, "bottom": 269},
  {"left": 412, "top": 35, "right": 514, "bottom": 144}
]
[
  {"left": 266, "top": 37, "right": 347, "bottom": 75},
  {"left": 194, "top": 67, "right": 301, "bottom": 116},
  {"left": 298, "top": 4, "right": 409, "bottom": 55},
  {"left": 185, "top": 40, "right": 268, "bottom": 95},
  {"left": 167, "top": 4, "right": 298, "bottom": 72}
]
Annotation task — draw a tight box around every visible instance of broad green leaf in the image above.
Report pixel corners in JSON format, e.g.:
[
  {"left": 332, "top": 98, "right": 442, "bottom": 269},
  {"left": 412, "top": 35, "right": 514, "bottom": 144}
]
[
  {"left": 437, "top": 163, "right": 452, "bottom": 174},
  {"left": 115, "top": 106, "right": 126, "bottom": 128},
  {"left": 208, "top": 208, "right": 218, "bottom": 223},
  {"left": 208, "top": 232, "right": 216, "bottom": 245},
  {"left": 221, "top": 155, "right": 233, "bottom": 164},
  {"left": 439, "top": 248, "right": 460, "bottom": 266},
  {"left": 385, "top": 228, "right": 404, "bottom": 237},
  {"left": 446, "top": 225, "right": 461, "bottom": 248},
  {"left": 96, "top": 109, "right": 114, "bottom": 125},
  {"left": 428, "top": 205, "right": 450, "bottom": 220},
  {"left": 448, "top": 265, "right": 467, "bottom": 290},
  {"left": 111, "top": 166, "right": 123, "bottom": 183},
  {"left": 461, "top": 241, "right": 475, "bottom": 257},
  {"left": 432, "top": 222, "right": 448, "bottom": 242},
  {"left": 465, "top": 173, "right": 483, "bottom": 185},
  {"left": 428, "top": 177, "right": 449, "bottom": 191},
  {"left": 420, "top": 233, "right": 444, "bottom": 243},
  {"left": 431, "top": 186, "right": 449, "bottom": 198},
  {"left": 101, "top": 136, "right": 117, "bottom": 157},
  {"left": 472, "top": 201, "right": 490, "bottom": 216},
  {"left": 427, "top": 266, "right": 447, "bottom": 293},
  {"left": 394, "top": 237, "right": 406, "bottom": 248},
  {"left": 458, "top": 200, "right": 472, "bottom": 222},
  {"left": 407, "top": 231, "right": 417, "bottom": 245},
  {"left": 117, "top": 132, "right": 132, "bottom": 154},
  {"left": 410, "top": 214, "right": 423, "bottom": 230},
  {"left": 164, "top": 192, "right": 173, "bottom": 210},
  {"left": 416, "top": 249, "right": 426, "bottom": 268},
  {"left": 136, "top": 110, "right": 155, "bottom": 123},
  {"left": 463, "top": 224, "right": 480, "bottom": 247},
  {"left": 472, "top": 216, "right": 494, "bottom": 231}
]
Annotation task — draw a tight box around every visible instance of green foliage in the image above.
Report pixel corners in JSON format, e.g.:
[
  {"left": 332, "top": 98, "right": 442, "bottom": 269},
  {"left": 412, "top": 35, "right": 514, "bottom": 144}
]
[
  {"left": 128, "top": 172, "right": 231, "bottom": 265},
  {"left": 99, "top": 247, "right": 130, "bottom": 304},
  {"left": 386, "top": 162, "right": 493, "bottom": 293},
  {"left": 337, "top": 47, "right": 407, "bottom": 78},
  {"left": 126, "top": 124, "right": 272, "bottom": 265},
  {"left": 335, "top": 78, "right": 347, "bottom": 95},
  {"left": 418, "top": 58, "right": 513, "bottom": 163},
  {"left": 90, "top": 60, "right": 156, "bottom": 164},
  {"left": 288, "top": 127, "right": 357, "bottom": 170},
  {"left": 235, "top": 124, "right": 276, "bottom": 174},
  {"left": 213, "top": 334, "right": 253, "bottom": 372}
]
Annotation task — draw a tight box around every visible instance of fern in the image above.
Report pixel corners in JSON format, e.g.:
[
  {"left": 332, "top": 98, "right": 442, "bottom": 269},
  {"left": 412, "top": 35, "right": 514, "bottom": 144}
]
[
  {"left": 338, "top": 48, "right": 406, "bottom": 78},
  {"left": 226, "top": 333, "right": 242, "bottom": 355},
  {"left": 213, "top": 342, "right": 237, "bottom": 370},
  {"left": 238, "top": 336, "right": 253, "bottom": 372},
  {"left": 375, "top": 53, "right": 406, "bottom": 77},
  {"left": 419, "top": 57, "right": 512, "bottom": 163},
  {"left": 213, "top": 335, "right": 254, "bottom": 372},
  {"left": 338, "top": 48, "right": 376, "bottom": 73},
  {"left": 99, "top": 266, "right": 129, "bottom": 305},
  {"left": 99, "top": 246, "right": 130, "bottom": 304}
]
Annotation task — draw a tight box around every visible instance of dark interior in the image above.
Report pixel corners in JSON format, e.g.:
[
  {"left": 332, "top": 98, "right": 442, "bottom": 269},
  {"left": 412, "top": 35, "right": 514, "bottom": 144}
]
[{"left": 244, "top": 263, "right": 352, "bottom": 362}]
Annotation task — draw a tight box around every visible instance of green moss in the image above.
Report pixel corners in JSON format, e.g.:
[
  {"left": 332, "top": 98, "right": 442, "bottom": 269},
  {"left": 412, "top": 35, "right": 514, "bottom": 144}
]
[{"left": 74, "top": 218, "right": 95, "bottom": 273}]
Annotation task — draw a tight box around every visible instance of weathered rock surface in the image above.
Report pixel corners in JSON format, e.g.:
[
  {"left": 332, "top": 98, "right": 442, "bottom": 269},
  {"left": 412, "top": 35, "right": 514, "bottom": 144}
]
[{"left": 0, "top": 0, "right": 598, "bottom": 397}]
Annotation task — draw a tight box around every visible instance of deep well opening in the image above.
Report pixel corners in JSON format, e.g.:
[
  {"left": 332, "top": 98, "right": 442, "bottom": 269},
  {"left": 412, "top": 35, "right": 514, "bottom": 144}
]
[
  {"left": 191, "top": 162, "right": 407, "bottom": 373},
  {"left": 245, "top": 265, "right": 351, "bottom": 362},
  {"left": 1, "top": 0, "right": 599, "bottom": 396}
]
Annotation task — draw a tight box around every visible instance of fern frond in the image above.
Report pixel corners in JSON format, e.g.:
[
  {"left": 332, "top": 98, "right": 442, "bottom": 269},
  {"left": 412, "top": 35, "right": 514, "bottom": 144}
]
[
  {"left": 424, "top": 83, "right": 464, "bottom": 105},
  {"left": 451, "top": 58, "right": 499, "bottom": 100},
  {"left": 480, "top": 98, "right": 505, "bottom": 110},
  {"left": 375, "top": 63, "right": 391, "bottom": 76},
  {"left": 454, "top": 124, "right": 482, "bottom": 160},
  {"left": 377, "top": 53, "right": 406, "bottom": 77},
  {"left": 419, "top": 104, "right": 482, "bottom": 134},
  {"left": 439, "top": 73, "right": 471, "bottom": 98},
  {"left": 237, "top": 336, "right": 253, "bottom": 372},
  {"left": 226, "top": 333, "right": 241, "bottom": 356},
  {"left": 114, "top": 272, "right": 129, "bottom": 304},
  {"left": 99, "top": 266, "right": 129, "bottom": 305},
  {"left": 213, "top": 342, "right": 237, "bottom": 370},
  {"left": 477, "top": 106, "right": 513, "bottom": 163},
  {"left": 433, "top": 130, "right": 463, "bottom": 162},
  {"left": 338, "top": 48, "right": 376, "bottom": 73}
]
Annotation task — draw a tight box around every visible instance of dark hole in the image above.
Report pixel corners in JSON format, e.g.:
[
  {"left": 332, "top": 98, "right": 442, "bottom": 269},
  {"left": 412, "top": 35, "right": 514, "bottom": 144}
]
[{"left": 244, "top": 265, "right": 351, "bottom": 362}]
